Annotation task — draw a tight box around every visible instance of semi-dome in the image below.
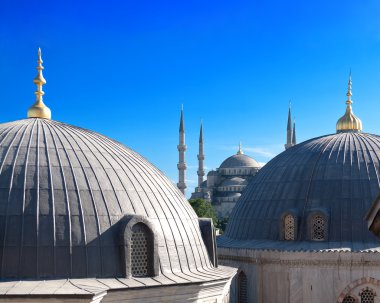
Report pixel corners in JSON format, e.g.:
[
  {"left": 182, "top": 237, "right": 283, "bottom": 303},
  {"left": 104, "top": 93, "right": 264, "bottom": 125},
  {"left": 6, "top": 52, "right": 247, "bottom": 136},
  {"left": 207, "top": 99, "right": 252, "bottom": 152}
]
[
  {"left": 223, "top": 132, "right": 380, "bottom": 246},
  {"left": 0, "top": 118, "right": 215, "bottom": 279}
]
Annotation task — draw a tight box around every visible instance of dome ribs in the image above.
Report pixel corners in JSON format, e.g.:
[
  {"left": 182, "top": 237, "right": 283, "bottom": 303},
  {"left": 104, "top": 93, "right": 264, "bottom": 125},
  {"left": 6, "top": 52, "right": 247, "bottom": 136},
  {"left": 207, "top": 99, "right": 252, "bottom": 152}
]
[
  {"left": 1, "top": 120, "right": 34, "bottom": 277},
  {"left": 51, "top": 121, "right": 104, "bottom": 277},
  {"left": 77, "top": 123, "right": 212, "bottom": 278},
  {"left": 40, "top": 123, "right": 57, "bottom": 277},
  {"left": 44, "top": 121, "right": 78, "bottom": 277}
]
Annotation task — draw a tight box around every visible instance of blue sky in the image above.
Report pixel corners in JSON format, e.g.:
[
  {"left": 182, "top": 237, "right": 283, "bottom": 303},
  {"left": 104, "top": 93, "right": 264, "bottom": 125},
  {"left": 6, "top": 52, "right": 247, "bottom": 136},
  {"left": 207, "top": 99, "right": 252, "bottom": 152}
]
[{"left": 1, "top": 0, "right": 380, "bottom": 196}]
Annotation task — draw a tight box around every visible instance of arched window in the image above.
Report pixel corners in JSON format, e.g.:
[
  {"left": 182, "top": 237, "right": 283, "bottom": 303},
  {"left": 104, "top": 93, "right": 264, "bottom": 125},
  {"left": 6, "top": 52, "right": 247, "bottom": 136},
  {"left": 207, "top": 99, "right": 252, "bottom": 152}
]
[
  {"left": 311, "top": 214, "right": 326, "bottom": 240},
  {"left": 342, "top": 295, "right": 357, "bottom": 303},
  {"left": 131, "top": 223, "right": 153, "bottom": 277},
  {"left": 284, "top": 214, "right": 295, "bottom": 240},
  {"left": 359, "top": 287, "right": 376, "bottom": 303},
  {"left": 238, "top": 271, "right": 248, "bottom": 303}
]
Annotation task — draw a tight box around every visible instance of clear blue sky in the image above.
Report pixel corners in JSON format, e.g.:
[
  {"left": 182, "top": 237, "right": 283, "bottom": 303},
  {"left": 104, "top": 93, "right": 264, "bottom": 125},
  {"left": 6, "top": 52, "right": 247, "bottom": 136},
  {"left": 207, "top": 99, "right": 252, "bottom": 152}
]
[{"left": 1, "top": 0, "right": 380, "bottom": 196}]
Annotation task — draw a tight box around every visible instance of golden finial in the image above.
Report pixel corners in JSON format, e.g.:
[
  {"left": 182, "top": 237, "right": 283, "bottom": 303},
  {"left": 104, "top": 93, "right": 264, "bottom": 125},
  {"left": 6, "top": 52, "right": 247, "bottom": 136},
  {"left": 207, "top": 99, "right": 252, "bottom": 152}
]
[
  {"left": 27, "top": 48, "right": 51, "bottom": 119},
  {"left": 237, "top": 142, "right": 244, "bottom": 155},
  {"left": 336, "top": 72, "right": 362, "bottom": 133}
]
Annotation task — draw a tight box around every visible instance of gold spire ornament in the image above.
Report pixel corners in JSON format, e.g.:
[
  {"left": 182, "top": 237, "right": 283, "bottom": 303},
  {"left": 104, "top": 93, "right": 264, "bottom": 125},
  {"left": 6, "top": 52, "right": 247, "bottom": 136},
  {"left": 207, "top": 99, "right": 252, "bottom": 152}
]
[
  {"left": 27, "top": 48, "right": 51, "bottom": 119},
  {"left": 336, "top": 73, "right": 362, "bottom": 133},
  {"left": 237, "top": 142, "right": 244, "bottom": 155}
]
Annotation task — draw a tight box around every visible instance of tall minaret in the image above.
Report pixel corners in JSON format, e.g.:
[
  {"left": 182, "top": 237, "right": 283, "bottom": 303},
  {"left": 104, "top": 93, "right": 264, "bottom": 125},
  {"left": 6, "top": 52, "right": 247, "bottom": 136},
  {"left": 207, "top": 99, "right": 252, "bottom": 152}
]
[
  {"left": 177, "top": 105, "right": 187, "bottom": 195},
  {"left": 292, "top": 120, "right": 296, "bottom": 145},
  {"left": 285, "top": 103, "right": 293, "bottom": 150},
  {"left": 197, "top": 120, "right": 205, "bottom": 187}
]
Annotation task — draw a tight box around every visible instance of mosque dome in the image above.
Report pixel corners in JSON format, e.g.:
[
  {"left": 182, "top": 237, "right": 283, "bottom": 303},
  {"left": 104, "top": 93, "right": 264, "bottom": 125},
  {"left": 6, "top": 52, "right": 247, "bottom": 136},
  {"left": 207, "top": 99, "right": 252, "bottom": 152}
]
[
  {"left": 222, "top": 76, "right": 380, "bottom": 249},
  {"left": 0, "top": 118, "right": 215, "bottom": 279},
  {"left": 224, "top": 131, "right": 380, "bottom": 244},
  {"left": 219, "top": 144, "right": 260, "bottom": 169}
]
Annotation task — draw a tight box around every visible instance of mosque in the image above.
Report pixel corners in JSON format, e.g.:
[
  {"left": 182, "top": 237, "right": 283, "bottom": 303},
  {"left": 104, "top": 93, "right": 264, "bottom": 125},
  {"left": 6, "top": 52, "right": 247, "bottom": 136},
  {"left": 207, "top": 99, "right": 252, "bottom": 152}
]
[
  {"left": 0, "top": 49, "right": 236, "bottom": 302},
  {"left": 177, "top": 111, "right": 291, "bottom": 220},
  {"left": 178, "top": 98, "right": 297, "bottom": 221},
  {"left": 218, "top": 75, "right": 380, "bottom": 303}
]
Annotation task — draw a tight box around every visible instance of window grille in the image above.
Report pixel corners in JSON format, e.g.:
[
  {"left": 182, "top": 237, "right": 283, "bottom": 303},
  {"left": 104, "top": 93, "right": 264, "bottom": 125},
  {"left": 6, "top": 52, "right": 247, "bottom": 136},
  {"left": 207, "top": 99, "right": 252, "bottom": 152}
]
[
  {"left": 359, "top": 287, "right": 376, "bottom": 303},
  {"left": 238, "top": 271, "right": 248, "bottom": 303},
  {"left": 311, "top": 214, "right": 325, "bottom": 240},
  {"left": 131, "top": 223, "right": 150, "bottom": 277},
  {"left": 342, "top": 295, "right": 357, "bottom": 303},
  {"left": 284, "top": 214, "right": 295, "bottom": 240}
]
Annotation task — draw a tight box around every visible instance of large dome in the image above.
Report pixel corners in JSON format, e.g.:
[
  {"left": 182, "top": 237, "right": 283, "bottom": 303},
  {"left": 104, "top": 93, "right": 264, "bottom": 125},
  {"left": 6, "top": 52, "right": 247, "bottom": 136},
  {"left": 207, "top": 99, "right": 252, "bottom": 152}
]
[
  {"left": 219, "top": 153, "right": 260, "bottom": 169},
  {"left": 0, "top": 118, "right": 213, "bottom": 279},
  {"left": 223, "top": 132, "right": 380, "bottom": 247}
]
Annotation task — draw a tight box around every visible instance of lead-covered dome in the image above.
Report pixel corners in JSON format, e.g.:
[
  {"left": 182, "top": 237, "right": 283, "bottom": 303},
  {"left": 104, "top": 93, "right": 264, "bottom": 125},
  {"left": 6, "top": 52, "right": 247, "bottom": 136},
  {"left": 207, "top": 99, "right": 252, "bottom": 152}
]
[
  {"left": 219, "top": 154, "right": 260, "bottom": 169},
  {"left": 224, "top": 132, "right": 380, "bottom": 246},
  {"left": 0, "top": 118, "right": 213, "bottom": 279}
]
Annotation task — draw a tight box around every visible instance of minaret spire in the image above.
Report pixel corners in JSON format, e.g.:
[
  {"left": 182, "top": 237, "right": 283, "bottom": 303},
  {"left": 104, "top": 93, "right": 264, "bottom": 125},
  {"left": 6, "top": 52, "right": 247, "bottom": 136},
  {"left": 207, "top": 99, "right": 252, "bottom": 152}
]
[
  {"left": 27, "top": 48, "right": 51, "bottom": 119},
  {"left": 177, "top": 105, "right": 187, "bottom": 195},
  {"left": 292, "top": 120, "right": 296, "bottom": 145},
  {"left": 285, "top": 102, "right": 293, "bottom": 149},
  {"left": 197, "top": 120, "right": 205, "bottom": 187}
]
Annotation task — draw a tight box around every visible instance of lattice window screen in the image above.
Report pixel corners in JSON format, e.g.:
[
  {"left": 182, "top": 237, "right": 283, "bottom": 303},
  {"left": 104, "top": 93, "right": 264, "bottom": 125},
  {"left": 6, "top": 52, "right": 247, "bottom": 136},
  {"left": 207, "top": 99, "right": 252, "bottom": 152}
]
[
  {"left": 131, "top": 224, "right": 149, "bottom": 277},
  {"left": 342, "top": 295, "right": 357, "bottom": 303},
  {"left": 238, "top": 271, "right": 248, "bottom": 303},
  {"left": 359, "top": 287, "right": 376, "bottom": 303},
  {"left": 311, "top": 215, "right": 325, "bottom": 240},
  {"left": 284, "top": 214, "right": 295, "bottom": 240}
]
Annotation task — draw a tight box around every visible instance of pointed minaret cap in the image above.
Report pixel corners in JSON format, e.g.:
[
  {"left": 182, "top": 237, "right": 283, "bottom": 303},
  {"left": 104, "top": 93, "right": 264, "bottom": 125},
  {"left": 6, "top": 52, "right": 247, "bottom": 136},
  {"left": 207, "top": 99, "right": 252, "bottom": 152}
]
[
  {"left": 179, "top": 104, "right": 184, "bottom": 132},
  {"left": 27, "top": 48, "right": 51, "bottom": 119},
  {"left": 237, "top": 142, "right": 244, "bottom": 155},
  {"left": 336, "top": 72, "right": 362, "bottom": 133}
]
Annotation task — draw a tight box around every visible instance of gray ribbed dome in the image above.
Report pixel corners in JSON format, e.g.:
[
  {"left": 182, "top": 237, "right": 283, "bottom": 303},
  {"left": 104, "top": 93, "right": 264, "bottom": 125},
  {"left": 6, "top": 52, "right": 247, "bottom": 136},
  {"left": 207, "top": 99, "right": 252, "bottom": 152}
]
[
  {"left": 0, "top": 118, "right": 212, "bottom": 279},
  {"left": 224, "top": 132, "right": 380, "bottom": 244},
  {"left": 219, "top": 154, "right": 260, "bottom": 169}
]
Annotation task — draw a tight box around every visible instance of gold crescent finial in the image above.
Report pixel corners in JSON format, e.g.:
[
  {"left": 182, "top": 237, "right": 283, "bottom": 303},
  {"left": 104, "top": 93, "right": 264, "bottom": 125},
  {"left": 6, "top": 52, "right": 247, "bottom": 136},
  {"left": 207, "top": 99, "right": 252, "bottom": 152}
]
[{"left": 27, "top": 48, "right": 51, "bottom": 119}]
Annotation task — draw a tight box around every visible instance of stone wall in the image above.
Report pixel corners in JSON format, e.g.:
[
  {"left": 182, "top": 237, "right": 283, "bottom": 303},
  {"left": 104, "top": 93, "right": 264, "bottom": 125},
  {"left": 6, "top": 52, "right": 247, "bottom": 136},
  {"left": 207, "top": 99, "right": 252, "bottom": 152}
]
[{"left": 219, "top": 247, "right": 380, "bottom": 303}]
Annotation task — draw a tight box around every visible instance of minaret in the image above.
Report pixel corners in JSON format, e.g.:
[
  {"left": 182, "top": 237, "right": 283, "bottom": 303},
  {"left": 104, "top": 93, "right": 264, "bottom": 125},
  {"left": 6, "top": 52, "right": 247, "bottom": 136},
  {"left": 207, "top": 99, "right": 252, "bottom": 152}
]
[
  {"left": 197, "top": 120, "right": 205, "bottom": 187},
  {"left": 285, "top": 103, "right": 293, "bottom": 149},
  {"left": 177, "top": 105, "right": 187, "bottom": 195},
  {"left": 292, "top": 120, "right": 296, "bottom": 145},
  {"left": 27, "top": 48, "right": 51, "bottom": 119}
]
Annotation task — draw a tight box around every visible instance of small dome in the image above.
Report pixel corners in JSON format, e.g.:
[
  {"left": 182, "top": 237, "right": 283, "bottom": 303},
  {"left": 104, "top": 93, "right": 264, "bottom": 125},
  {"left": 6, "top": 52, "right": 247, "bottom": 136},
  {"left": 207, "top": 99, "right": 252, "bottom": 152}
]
[
  {"left": 219, "top": 154, "right": 260, "bottom": 169},
  {"left": 221, "top": 177, "right": 247, "bottom": 187}
]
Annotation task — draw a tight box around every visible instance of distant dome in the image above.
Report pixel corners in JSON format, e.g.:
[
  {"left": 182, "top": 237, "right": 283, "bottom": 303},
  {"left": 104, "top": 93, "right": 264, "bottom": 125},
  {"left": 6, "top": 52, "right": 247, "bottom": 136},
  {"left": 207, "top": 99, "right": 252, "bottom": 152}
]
[
  {"left": 219, "top": 154, "right": 260, "bottom": 169},
  {"left": 221, "top": 177, "right": 247, "bottom": 187},
  {"left": 224, "top": 132, "right": 380, "bottom": 246},
  {"left": 0, "top": 118, "right": 213, "bottom": 279}
]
